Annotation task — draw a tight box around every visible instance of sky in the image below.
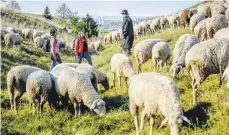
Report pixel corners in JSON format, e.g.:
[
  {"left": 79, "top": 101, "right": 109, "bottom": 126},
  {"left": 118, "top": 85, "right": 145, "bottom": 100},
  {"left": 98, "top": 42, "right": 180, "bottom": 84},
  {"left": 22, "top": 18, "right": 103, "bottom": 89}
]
[{"left": 1, "top": 0, "right": 201, "bottom": 17}]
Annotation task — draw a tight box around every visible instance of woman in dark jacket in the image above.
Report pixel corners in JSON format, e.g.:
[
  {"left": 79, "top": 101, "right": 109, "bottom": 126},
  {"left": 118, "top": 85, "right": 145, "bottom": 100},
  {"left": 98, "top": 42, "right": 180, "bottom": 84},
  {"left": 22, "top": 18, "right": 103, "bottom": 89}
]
[{"left": 74, "top": 32, "right": 92, "bottom": 65}]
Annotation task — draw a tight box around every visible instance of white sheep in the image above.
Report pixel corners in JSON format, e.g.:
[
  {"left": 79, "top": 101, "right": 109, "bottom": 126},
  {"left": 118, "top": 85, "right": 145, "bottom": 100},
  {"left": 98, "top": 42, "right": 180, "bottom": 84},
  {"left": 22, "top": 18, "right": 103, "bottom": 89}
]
[
  {"left": 150, "top": 17, "right": 161, "bottom": 33},
  {"left": 91, "top": 39, "right": 104, "bottom": 51},
  {"left": 190, "top": 14, "right": 205, "bottom": 32},
  {"left": 197, "top": 3, "right": 212, "bottom": 17},
  {"left": 160, "top": 17, "right": 169, "bottom": 30},
  {"left": 22, "top": 28, "right": 34, "bottom": 41},
  {"left": 111, "top": 31, "right": 121, "bottom": 44},
  {"left": 206, "top": 14, "right": 228, "bottom": 39},
  {"left": 6, "top": 27, "right": 15, "bottom": 32},
  {"left": 222, "top": 66, "right": 229, "bottom": 89},
  {"left": 152, "top": 42, "right": 171, "bottom": 71},
  {"left": 34, "top": 37, "right": 46, "bottom": 48},
  {"left": 190, "top": 8, "right": 198, "bottom": 15},
  {"left": 171, "top": 34, "right": 199, "bottom": 77},
  {"left": 88, "top": 44, "right": 99, "bottom": 55},
  {"left": 111, "top": 53, "right": 135, "bottom": 94},
  {"left": 26, "top": 70, "right": 57, "bottom": 115},
  {"left": 4, "top": 33, "right": 22, "bottom": 47},
  {"left": 0, "top": 30, "right": 10, "bottom": 41},
  {"left": 185, "top": 38, "right": 229, "bottom": 104},
  {"left": 194, "top": 18, "right": 209, "bottom": 41},
  {"left": 33, "top": 31, "right": 46, "bottom": 40},
  {"left": 214, "top": 27, "right": 229, "bottom": 39},
  {"left": 134, "top": 39, "right": 164, "bottom": 73},
  {"left": 211, "top": 3, "right": 226, "bottom": 16},
  {"left": 167, "top": 14, "right": 180, "bottom": 29},
  {"left": 52, "top": 66, "right": 106, "bottom": 116},
  {"left": 7, "top": 65, "right": 41, "bottom": 112},
  {"left": 129, "top": 72, "right": 191, "bottom": 135}
]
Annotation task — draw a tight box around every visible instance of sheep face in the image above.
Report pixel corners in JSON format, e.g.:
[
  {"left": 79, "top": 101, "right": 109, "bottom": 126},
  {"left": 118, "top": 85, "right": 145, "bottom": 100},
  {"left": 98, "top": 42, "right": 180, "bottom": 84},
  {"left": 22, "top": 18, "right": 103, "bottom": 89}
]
[
  {"left": 91, "top": 99, "right": 106, "bottom": 116},
  {"left": 169, "top": 117, "right": 183, "bottom": 135},
  {"left": 173, "top": 65, "right": 183, "bottom": 77},
  {"left": 101, "top": 77, "right": 109, "bottom": 90}
]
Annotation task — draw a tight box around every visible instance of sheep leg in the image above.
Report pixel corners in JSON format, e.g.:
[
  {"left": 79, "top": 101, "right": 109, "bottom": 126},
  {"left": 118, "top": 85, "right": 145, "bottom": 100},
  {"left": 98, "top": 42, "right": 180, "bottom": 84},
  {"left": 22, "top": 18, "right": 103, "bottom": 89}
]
[
  {"left": 32, "top": 102, "right": 36, "bottom": 115},
  {"left": 219, "top": 73, "right": 222, "bottom": 86},
  {"left": 125, "top": 77, "right": 128, "bottom": 92},
  {"left": 137, "top": 64, "right": 142, "bottom": 74},
  {"left": 40, "top": 96, "right": 46, "bottom": 116},
  {"left": 9, "top": 91, "right": 14, "bottom": 110},
  {"left": 140, "top": 108, "right": 147, "bottom": 130},
  {"left": 129, "top": 99, "right": 139, "bottom": 135},
  {"left": 73, "top": 101, "right": 78, "bottom": 117},
  {"left": 193, "top": 88, "right": 197, "bottom": 105},
  {"left": 13, "top": 91, "right": 24, "bottom": 112},
  {"left": 118, "top": 76, "right": 121, "bottom": 94},
  {"left": 149, "top": 116, "right": 154, "bottom": 135},
  {"left": 113, "top": 72, "right": 116, "bottom": 88},
  {"left": 78, "top": 103, "right": 81, "bottom": 116}
]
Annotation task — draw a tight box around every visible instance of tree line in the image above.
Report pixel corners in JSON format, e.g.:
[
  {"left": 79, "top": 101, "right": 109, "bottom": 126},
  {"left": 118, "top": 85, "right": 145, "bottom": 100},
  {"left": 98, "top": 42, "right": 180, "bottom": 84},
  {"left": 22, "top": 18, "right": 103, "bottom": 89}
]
[{"left": 2, "top": 0, "right": 98, "bottom": 38}]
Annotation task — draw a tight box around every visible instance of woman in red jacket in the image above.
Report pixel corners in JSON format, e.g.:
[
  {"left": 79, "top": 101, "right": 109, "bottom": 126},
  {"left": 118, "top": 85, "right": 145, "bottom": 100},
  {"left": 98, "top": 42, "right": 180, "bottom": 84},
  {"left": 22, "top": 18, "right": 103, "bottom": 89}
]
[{"left": 74, "top": 32, "right": 92, "bottom": 65}]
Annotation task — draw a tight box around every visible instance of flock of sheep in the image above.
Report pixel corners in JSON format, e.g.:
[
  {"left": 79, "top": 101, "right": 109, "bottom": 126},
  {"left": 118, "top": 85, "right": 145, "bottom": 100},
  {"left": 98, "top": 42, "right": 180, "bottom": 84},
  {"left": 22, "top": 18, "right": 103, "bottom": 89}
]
[{"left": 2, "top": 0, "right": 229, "bottom": 135}]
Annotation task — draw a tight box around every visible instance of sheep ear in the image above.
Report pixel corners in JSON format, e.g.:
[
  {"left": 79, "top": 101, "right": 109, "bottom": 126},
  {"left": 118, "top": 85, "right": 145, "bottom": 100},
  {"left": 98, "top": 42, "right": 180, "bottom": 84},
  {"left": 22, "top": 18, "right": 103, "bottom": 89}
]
[
  {"left": 180, "top": 115, "right": 192, "bottom": 125},
  {"left": 90, "top": 101, "right": 97, "bottom": 110}
]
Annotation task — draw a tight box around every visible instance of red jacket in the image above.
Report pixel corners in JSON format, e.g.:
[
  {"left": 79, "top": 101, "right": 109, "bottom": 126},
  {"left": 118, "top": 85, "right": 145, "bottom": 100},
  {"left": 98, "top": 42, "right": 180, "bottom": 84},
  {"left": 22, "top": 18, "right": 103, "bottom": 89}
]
[{"left": 74, "top": 36, "right": 88, "bottom": 55}]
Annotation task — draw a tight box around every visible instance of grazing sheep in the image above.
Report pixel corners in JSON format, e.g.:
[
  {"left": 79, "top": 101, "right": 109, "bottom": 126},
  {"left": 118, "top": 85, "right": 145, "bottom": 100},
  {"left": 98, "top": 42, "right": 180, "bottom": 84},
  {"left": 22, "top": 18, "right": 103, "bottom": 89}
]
[
  {"left": 111, "top": 31, "right": 121, "bottom": 44},
  {"left": 0, "top": 30, "right": 9, "bottom": 41},
  {"left": 194, "top": 18, "right": 209, "bottom": 41},
  {"left": 197, "top": 3, "right": 211, "bottom": 17},
  {"left": 14, "top": 29, "right": 22, "bottom": 36},
  {"left": 6, "top": 27, "right": 15, "bottom": 32},
  {"left": 111, "top": 53, "right": 135, "bottom": 94},
  {"left": 211, "top": 4, "right": 226, "bottom": 16},
  {"left": 7, "top": 65, "right": 41, "bottom": 112},
  {"left": 150, "top": 18, "right": 161, "bottom": 33},
  {"left": 41, "top": 34, "right": 50, "bottom": 40},
  {"left": 134, "top": 25, "right": 143, "bottom": 38},
  {"left": 222, "top": 66, "right": 229, "bottom": 89},
  {"left": 53, "top": 66, "right": 106, "bottom": 116},
  {"left": 152, "top": 42, "right": 171, "bottom": 71},
  {"left": 88, "top": 44, "right": 99, "bottom": 55},
  {"left": 206, "top": 14, "right": 228, "bottom": 39},
  {"left": 26, "top": 70, "right": 57, "bottom": 115},
  {"left": 23, "top": 29, "right": 34, "bottom": 41},
  {"left": 129, "top": 72, "right": 191, "bottom": 135},
  {"left": 160, "top": 17, "right": 169, "bottom": 29},
  {"left": 4, "top": 33, "right": 22, "bottom": 47},
  {"left": 34, "top": 37, "right": 46, "bottom": 48},
  {"left": 185, "top": 38, "right": 229, "bottom": 104},
  {"left": 139, "top": 21, "right": 151, "bottom": 35},
  {"left": 95, "top": 69, "right": 109, "bottom": 91},
  {"left": 171, "top": 34, "right": 199, "bottom": 77},
  {"left": 58, "top": 39, "right": 66, "bottom": 49},
  {"left": 33, "top": 31, "right": 46, "bottom": 40},
  {"left": 190, "top": 14, "right": 205, "bottom": 31},
  {"left": 214, "top": 27, "right": 229, "bottom": 39},
  {"left": 167, "top": 14, "right": 180, "bottom": 28},
  {"left": 52, "top": 63, "right": 99, "bottom": 92},
  {"left": 190, "top": 8, "right": 198, "bottom": 15},
  {"left": 134, "top": 39, "right": 164, "bottom": 73},
  {"left": 91, "top": 39, "right": 104, "bottom": 51},
  {"left": 180, "top": 10, "right": 193, "bottom": 28},
  {"left": 104, "top": 33, "right": 112, "bottom": 44}
]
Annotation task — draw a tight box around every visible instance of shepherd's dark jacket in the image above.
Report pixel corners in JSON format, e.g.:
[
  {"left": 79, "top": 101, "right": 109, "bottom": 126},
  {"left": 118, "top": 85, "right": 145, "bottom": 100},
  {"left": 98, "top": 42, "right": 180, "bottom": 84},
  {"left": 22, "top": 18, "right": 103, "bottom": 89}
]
[{"left": 121, "top": 15, "right": 134, "bottom": 49}]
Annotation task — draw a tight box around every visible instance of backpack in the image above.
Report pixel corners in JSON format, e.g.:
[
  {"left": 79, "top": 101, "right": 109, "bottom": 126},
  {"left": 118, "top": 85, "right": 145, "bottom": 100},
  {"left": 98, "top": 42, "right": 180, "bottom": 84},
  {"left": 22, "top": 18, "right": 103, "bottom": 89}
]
[
  {"left": 43, "top": 37, "right": 56, "bottom": 52},
  {"left": 72, "top": 37, "right": 80, "bottom": 50}
]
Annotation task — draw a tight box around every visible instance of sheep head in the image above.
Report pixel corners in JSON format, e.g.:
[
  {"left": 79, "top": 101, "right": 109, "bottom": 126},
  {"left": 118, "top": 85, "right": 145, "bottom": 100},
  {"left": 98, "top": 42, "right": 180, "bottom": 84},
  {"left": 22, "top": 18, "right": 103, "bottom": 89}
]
[{"left": 90, "top": 99, "right": 106, "bottom": 116}]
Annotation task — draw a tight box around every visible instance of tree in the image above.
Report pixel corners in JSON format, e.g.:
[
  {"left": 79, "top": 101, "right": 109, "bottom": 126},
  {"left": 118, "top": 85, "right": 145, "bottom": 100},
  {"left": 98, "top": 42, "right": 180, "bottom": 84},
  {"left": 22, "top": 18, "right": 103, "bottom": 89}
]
[
  {"left": 43, "top": 6, "right": 52, "bottom": 19},
  {"left": 69, "top": 16, "right": 80, "bottom": 34},
  {"left": 78, "top": 14, "right": 99, "bottom": 38},
  {"left": 55, "top": 3, "right": 72, "bottom": 22},
  {"left": 6, "top": 0, "right": 20, "bottom": 11}
]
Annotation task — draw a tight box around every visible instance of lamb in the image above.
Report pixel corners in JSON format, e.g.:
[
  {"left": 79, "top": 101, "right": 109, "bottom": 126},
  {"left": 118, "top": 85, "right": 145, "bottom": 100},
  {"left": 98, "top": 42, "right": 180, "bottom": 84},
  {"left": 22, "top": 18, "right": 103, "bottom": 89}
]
[
  {"left": 206, "top": 14, "right": 228, "bottom": 39},
  {"left": 110, "top": 53, "right": 135, "bottom": 94},
  {"left": 152, "top": 42, "right": 171, "bottom": 71},
  {"left": 26, "top": 70, "right": 57, "bottom": 115},
  {"left": 4, "top": 33, "right": 22, "bottom": 47},
  {"left": 34, "top": 37, "right": 46, "bottom": 48},
  {"left": 134, "top": 39, "right": 164, "bottom": 73},
  {"left": 190, "top": 14, "right": 205, "bottom": 32},
  {"left": 222, "top": 66, "right": 229, "bottom": 89},
  {"left": 7, "top": 65, "right": 41, "bottom": 112},
  {"left": 180, "top": 10, "right": 193, "bottom": 28},
  {"left": 52, "top": 66, "right": 106, "bottom": 116},
  {"left": 33, "top": 31, "right": 46, "bottom": 40},
  {"left": 211, "top": 4, "right": 226, "bottom": 16},
  {"left": 129, "top": 72, "right": 191, "bottom": 135},
  {"left": 185, "top": 38, "right": 229, "bottom": 104},
  {"left": 194, "top": 18, "right": 209, "bottom": 41},
  {"left": 214, "top": 27, "right": 229, "bottom": 39},
  {"left": 171, "top": 34, "right": 199, "bottom": 77},
  {"left": 197, "top": 3, "right": 211, "bottom": 18}
]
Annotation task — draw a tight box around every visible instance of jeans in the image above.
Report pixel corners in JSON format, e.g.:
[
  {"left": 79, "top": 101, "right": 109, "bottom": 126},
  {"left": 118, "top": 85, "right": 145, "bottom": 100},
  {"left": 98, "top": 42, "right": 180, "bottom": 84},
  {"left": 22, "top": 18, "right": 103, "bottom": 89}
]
[
  {"left": 77, "top": 52, "right": 92, "bottom": 65},
  {"left": 50, "top": 54, "right": 62, "bottom": 71}
]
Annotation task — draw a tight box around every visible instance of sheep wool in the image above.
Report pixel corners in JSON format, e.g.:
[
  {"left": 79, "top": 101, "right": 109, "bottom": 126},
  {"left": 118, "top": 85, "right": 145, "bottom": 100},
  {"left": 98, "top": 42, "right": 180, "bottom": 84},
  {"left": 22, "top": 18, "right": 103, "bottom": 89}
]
[
  {"left": 190, "top": 14, "right": 205, "bottom": 31},
  {"left": 194, "top": 18, "right": 209, "bottom": 41},
  {"left": 214, "top": 27, "right": 229, "bottom": 39}
]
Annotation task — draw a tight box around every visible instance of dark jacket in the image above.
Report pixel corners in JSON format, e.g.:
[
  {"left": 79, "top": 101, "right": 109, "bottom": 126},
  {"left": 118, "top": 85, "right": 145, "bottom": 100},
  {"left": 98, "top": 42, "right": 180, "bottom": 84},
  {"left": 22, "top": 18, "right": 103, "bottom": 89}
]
[{"left": 121, "top": 16, "right": 134, "bottom": 49}]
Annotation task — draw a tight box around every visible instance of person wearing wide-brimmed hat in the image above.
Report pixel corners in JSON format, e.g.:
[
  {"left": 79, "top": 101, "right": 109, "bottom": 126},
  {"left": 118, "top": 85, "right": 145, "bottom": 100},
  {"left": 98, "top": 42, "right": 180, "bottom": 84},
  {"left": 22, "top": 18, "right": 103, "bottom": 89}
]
[{"left": 120, "top": 9, "right": 134, "bottom": 57}]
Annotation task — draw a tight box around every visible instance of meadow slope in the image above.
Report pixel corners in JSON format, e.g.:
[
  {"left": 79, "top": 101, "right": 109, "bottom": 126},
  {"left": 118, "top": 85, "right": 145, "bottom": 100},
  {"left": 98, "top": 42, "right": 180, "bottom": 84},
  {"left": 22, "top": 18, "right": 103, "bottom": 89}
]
[{"left": 1, "top": 27, "right": 229, "bottom": 135}]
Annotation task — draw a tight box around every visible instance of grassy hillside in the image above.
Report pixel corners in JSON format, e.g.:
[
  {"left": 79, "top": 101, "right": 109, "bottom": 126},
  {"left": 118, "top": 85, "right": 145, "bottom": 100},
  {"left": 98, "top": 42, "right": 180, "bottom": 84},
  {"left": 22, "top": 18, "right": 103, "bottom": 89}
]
[{"left": 1, "top": 27, "right": 229, "bottom": 135}]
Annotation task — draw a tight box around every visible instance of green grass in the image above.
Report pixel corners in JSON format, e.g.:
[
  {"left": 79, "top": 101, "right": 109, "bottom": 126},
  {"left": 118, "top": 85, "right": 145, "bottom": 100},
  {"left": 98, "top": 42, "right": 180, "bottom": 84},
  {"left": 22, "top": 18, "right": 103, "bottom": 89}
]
[{"left": 1, "top": 27, "right": 229, "bottom": 135}]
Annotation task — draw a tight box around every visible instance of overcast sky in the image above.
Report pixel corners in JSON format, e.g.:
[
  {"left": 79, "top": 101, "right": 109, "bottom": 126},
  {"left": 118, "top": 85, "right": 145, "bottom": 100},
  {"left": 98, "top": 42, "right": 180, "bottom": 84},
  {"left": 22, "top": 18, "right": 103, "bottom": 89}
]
[{"left": 1, "top": 0, "right": 201, "bottom": 17}]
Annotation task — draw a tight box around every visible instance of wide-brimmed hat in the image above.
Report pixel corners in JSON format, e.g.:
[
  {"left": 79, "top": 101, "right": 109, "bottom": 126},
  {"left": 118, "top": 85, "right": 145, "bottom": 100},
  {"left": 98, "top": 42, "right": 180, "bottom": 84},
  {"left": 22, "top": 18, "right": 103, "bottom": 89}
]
[{"left": 121, "top": 9, "right": 128, "bottom": 15}]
